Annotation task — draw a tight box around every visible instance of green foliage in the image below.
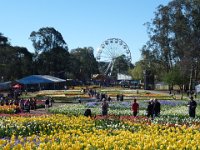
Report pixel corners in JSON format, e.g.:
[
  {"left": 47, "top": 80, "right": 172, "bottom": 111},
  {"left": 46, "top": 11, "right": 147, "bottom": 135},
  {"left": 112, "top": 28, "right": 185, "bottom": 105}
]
[
  {"left": 0, "top": 46, "right": 33, "bottom": 80},
  {"left": 35, "top": 47, "right": 70, "bottom": 77},
  {"left": 143, "top": 0, "right": 200, "bottom": 84},
  {"left": 30, "top": 27, "right": 67, "bottom": 54},
  {"left": 70, "top": 47, "right": 99, "bottom": 80},
  {"left": 129, "top": 61, "right": 143, "bottom": 80},
  {"left": 112, "top": 55, "right": 131, "bottom": 78},
  {"left": 162, "top": 67, "right": 187, "bottom": 89},
  {"left": 0, "top": 33, "right": 9, "bottom": 46}
]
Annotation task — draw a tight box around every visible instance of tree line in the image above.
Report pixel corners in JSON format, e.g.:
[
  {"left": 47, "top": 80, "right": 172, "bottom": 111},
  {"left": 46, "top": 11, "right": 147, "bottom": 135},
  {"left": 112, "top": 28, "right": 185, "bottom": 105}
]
[
  {"left": 130, "top": 0, "right": 200, "bottom": 90},
  {"left": 0, "top": 27, "right": 130, "bottom": 82},
  {"left": 0, "top": 28, "right": 100, "bottom": 82}
]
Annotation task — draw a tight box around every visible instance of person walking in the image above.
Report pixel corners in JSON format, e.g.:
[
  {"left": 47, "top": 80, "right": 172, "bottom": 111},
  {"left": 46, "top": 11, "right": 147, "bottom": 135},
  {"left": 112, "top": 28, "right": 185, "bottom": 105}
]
[
  {"left": 32, "top": 98, "right": 37, "bottom": 111},
  {"left": 24, "top": 99, "right": 31, "bottom": 113},
  {"left": 131, "top": 98, "right": 139, "bottom": 117},
  {"left": 102, "top": 98, "right": 109, "bottom": 116},
  {"left": 153, "top": 98, "right": 161, "bottom": 117},
  {"left": 49, "top": 97, "right": 54, "bottom": 107},
  {"left": 45, "top": 98, "right": 50, "bottom": 110},
  {"left": 147, "top": 99, "right": 154, "bottom": 119},
  {"left": 187, "top": 96, "right": 197, "bottom": 118}
]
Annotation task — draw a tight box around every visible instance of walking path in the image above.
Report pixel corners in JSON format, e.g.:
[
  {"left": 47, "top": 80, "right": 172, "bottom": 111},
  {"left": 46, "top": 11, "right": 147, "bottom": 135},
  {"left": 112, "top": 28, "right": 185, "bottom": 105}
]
[
  {"left": 30, "top": 103, "right": 63, "bottom": 114},
  {"left": 30, "top": 108, "right": 48, "bottom": 114}
]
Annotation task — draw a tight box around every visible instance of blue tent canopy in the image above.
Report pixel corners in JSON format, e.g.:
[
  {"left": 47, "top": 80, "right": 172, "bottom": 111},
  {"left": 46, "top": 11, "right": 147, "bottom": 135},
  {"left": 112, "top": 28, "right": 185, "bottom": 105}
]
[
  {"left": 0, "top": 81, "right": 11, "bottom": 90},
  {"left": 17, "top": 75, "right": 66, "bottom": 85}
]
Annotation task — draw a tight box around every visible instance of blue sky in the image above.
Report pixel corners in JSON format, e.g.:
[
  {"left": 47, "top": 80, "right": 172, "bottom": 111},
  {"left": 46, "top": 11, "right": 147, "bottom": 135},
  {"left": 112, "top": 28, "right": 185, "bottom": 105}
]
[{"left": 1, "top": 0, "right": 170, "bottom": 64}]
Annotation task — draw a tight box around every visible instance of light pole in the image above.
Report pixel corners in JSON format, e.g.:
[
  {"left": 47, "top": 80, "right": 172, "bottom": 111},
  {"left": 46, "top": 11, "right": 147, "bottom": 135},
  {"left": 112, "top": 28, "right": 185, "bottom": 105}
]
[
  {"left": 143, "top": 54, "right": 147, "bottom": 90},
  {"left": 189, "top": 67, "right": 193, "bottom": 92},
  {"left": 143, "top": 70, "right": 147, "bottom": 90}
]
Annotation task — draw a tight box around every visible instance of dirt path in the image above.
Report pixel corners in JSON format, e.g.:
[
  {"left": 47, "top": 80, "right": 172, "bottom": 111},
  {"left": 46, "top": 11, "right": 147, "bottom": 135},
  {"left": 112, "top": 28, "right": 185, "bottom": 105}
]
[
  {"left": 30, "top": 103, "right": 63, "bottom": 114},
  {"left": 30, "top": 108, "right": 48, "bottom": 114}
]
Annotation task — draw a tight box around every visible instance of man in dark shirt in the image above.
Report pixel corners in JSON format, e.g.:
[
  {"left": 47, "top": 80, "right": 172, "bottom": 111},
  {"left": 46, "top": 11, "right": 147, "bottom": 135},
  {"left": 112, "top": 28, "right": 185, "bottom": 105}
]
[
  {"left": 154, "top": 98, "right": 161, "bottom": 117},
  {"left": 102, "top": 99, "right": 109, "bottom": 116},
  {"left": 147, "top": 100, "right": 154, "bottom": 119},
  {"left": 188, "top": 96, "right": 197, "bottom": 118}
]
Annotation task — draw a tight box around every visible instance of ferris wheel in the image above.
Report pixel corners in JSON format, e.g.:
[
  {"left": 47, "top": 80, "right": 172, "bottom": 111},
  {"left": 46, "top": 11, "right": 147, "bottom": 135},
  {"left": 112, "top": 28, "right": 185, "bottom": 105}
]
[{"left": 96, "top": 38, "right": 132, "bottom": 76}]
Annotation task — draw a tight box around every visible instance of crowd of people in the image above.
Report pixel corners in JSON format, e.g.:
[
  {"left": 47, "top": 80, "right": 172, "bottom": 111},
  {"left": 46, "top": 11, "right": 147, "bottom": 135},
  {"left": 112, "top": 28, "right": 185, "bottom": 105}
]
[
  {"left": 131, "top": 98, "right": 161, "bottom": 119},
  {"left": 0, "top": 96, "right": 37, "bottom": 113},
  {"left": 146, "top": 98, "right": 161, "bottom": 118},
  {"left": 132, "top": 96, "right": 198, "bottom": 118},
  {"left": 82, "top": 88, "right": 125, "bottom": 102},
  {"left": 0, "top": 92, "right": 54, "bottom": 113},
  {"left": 84, "top": 95, "right": 197, "bottom": 119},
  {"left": 19, "top": 98, "right": 37, "bottom": 112},
  {"left": 81, "top": 88, "right": 112, "bottom": 102}
]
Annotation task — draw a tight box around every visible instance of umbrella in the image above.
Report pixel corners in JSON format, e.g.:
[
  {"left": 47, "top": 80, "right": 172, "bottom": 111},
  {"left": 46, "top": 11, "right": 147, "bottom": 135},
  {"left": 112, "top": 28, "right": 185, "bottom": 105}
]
[{"left": 13, "top": 84, "right": 22, "bottom": 89}]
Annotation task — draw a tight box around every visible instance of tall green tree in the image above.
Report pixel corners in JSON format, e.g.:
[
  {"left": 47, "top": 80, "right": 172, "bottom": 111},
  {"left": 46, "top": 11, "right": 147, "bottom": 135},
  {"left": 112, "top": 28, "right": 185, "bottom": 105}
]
[
  {"left": 129, "top": 61, "right": 143, "bottom": 81},
  {"left": 143, "top": 0, "right": 200, "bottom": 88},
  {"left": 140, "top": 45, "right": 165, "bottom": 81},
  {"left": 0, "top": 33, "right": 9, "bottom": 46},
  {"left": 162, "top": 66, "right": 187, "bottom": 91},
  {"left": 35, "top": 47, "right": 70, "bottom": 78},
  {"left": 13, "top": 46, "right": 34, "bottom": 77},
  {"left": 30, "top": 27, "right": 70, "bottom": 77},
  {"left": 111, "top": 55, "right": 132, "bottom": 78},
  {"left": 144, "top": 4, "right": 173, "bottom": 72},
  {"left": 0, "top": 46, "right": 33, "bottom": 81},
  {"left": 70, "top": 47, "right": 99, "bottom": 81},
  {"left": 30, "top": 27, "right": 67, "bottom": 54}
]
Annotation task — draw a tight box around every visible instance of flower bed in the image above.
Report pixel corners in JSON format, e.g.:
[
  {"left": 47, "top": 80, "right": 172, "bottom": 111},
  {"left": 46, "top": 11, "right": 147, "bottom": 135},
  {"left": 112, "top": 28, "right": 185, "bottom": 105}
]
[
  {"left": 0, "top": 114, "right": 200, "bottom": 149},
  {"left": 0, "top": 105, "right": 20, "bottom": 114},
  {"left": 1, "top": 94, "right": 200, "bottom": 149},
  {"left": 48, "top": 100, "right": 200, "bottom": 117},
  {"left": 35, "top": 89, "right": 176, "bottom": 102}
]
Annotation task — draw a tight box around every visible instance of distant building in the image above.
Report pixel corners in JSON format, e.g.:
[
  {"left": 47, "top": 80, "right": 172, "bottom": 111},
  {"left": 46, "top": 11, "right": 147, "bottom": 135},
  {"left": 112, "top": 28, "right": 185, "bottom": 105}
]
[
  {"left": 155, "top": 82, "right": 169, "bottom": 90},
  {"left": 117, "top": 73, "right": 132, "bottom": 80},
  {"left": 195, "top": 84, "right": 200, "bottom": 93}
]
